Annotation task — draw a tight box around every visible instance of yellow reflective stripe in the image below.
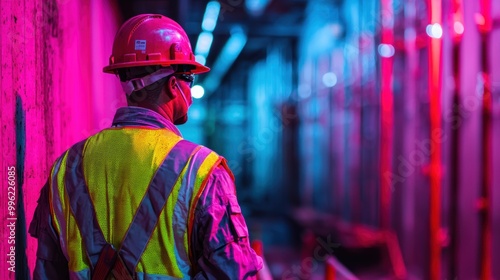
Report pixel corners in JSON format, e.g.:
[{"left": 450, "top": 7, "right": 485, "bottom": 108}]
[
  {"left": 190, "top": 152, "right": 221, "bottom": 208},
  {"left": 66, "top": 215, "right": 88, "bottom": 272},
  {"left": 49, "top": 154, "right": 66, "bottom": 236},
  {"left": 170, "top": 146, "right": 210, "bottom": 275},
  {"left": 187, "top": 152, "right": 222, "bottom": 251},
  {"left": 57, "top": 143, "right": 92, "bottom": 272},
  {"left": 49, "top": 152, "right": 68, "bottom": 261},
  {"left": 50, "top": 149, "right": 91, "bottom": 272},
  {"left": 174, "top": 152, "right": 198, "bottom": 274},
  {"left": 139, "top": 154, "right": 194, "bottom": 277}
]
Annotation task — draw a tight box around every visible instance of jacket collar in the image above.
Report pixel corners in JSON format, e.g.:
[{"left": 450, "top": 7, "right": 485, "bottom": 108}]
[{"left": 112, "top": 106, "right": 182, "bottom": 136}]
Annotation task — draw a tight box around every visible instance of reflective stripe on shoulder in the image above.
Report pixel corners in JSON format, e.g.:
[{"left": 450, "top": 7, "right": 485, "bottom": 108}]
[
  {"left": 49, "top": 151, "right": 69, "bottom": 260},
  {"left": 187, "top": 151, "right": 223, "bottom": 245},
  {"left": 170, "top": 146, "right": 213, "bottom": 273},
  {"left": 64, "top": 139, "right": 108, "bottom": 269}
]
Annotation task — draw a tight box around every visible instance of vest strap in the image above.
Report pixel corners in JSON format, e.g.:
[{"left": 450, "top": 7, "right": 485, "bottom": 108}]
[
  {"left": 118, "top": 140, "right": 201, "bottom": 272},
  {"left": 91, "top": 243, "right": 134, "bottom": 280},
  {"left": 64, "top": 139, "right": 201, "bottom": 278},
  {"left": 65, "top": 140, "right": 107, "bottom": 269},
  {"left": 111, "top": 253, "right": 134, "bottom": 280},
  {"left": 91, "top": 244, "right": 118, "bottom": 280}
]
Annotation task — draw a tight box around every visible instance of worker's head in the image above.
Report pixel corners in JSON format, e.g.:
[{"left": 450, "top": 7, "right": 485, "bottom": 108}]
[
  {"left": 103, "top": 14, "right": 209, "bottom": 124},
  {"left": 116, "top": 65, "right": 195, "bottom": 124}
]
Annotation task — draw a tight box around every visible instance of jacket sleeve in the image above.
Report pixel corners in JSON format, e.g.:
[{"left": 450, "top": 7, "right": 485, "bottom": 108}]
[
  {"left": 191, "top": 164, "right": 263, "bottom": 280},
  {"left": 29, "top": 180, "right": 70, "bottom": 280}
]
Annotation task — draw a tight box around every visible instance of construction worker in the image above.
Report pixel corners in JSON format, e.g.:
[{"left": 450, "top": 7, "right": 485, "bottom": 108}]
[{"left": 29, "top": 14, "right": 264, "bottom": 279}]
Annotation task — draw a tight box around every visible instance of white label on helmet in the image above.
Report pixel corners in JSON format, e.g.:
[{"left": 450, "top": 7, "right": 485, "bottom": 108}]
[{"left": 135, "top": 40, "right": 146, "bottom": 51}]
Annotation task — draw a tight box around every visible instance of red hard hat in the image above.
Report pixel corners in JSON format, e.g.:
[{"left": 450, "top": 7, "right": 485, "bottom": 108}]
[{"left": 103, "top": 14, "right": 209, "bottom": 74}]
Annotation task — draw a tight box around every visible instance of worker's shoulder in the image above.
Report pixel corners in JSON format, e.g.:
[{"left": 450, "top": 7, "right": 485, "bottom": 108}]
[
  {"left": 179, "top": 138, "right": 219, "bottom": 156},
  {"left": 180, "top": 139, "right": 234, "bottom": 177},
  {"left": 194, "top": 147, "right": 234, "bottom": 182}
]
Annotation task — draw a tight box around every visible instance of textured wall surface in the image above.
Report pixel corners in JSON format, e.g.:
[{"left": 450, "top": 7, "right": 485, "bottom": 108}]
[{"left": 0, "top": 0, "right": 122, "bottom": 278}]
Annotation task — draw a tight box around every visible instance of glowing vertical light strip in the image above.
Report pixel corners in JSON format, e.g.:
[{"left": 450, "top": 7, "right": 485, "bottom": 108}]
[
  {"left": 478, "top": 0, "right": 492, "bottom": 279},
  {"left": 427, "top": 0, "right": 442, "bottom": 279},
  {"left": 194, "top": 1, "right": 221, "bottom": 66},
  {"left": 195, "top": 31, "right": 214, "bottom": 57},
  {"left": 202, "top": 1, "right": 221, "bottom": 32},
  {"left": 204, "top": 29, "right": 247, "bottom": 93},
  {"left": 379, "top": 0, "right": 394, "bottom": 231}
]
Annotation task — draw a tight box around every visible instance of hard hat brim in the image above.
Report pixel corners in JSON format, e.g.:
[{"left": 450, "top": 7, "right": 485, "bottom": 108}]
[{"left": 103, "top": 60, "right": 210, "bottom": 74}]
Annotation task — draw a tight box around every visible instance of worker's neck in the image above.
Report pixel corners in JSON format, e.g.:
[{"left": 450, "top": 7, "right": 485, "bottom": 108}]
[
  {"left": 130, "top": 103, "right": 176, "bottom": 124},
  {"left": 153, "top": 104, "right": 176, "bottom": 124}
]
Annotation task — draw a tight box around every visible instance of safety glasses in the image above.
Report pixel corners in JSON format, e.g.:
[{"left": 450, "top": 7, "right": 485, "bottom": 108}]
[{"left": 175, "top": 73, "right": 195, "bottom": 88}]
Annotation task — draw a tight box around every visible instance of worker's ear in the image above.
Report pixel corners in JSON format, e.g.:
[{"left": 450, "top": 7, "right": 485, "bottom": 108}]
[{"left": 165, "top": 75, "right": 179, "bottom": 100}]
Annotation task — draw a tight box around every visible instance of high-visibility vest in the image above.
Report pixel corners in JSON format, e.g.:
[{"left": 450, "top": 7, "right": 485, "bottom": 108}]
[{"left": 48, "top": 127, "right": 228, "bottom": 279}]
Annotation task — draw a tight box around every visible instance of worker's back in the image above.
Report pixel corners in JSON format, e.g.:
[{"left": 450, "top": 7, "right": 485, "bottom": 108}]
[{"left": 49, "top": 123, "right": 222, "bottom": 279}]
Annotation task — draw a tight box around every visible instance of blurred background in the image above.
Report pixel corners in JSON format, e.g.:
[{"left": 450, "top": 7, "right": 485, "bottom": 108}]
[{"left": 1, "top": 0, "right": 500, "bottom": 279}]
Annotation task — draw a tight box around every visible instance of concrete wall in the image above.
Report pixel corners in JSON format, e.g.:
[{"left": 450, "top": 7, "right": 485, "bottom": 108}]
[{"left": 0, "top": 0, "right": 123, "bottom": 278}]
